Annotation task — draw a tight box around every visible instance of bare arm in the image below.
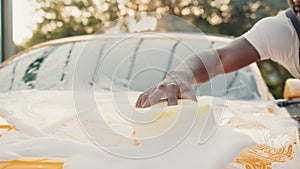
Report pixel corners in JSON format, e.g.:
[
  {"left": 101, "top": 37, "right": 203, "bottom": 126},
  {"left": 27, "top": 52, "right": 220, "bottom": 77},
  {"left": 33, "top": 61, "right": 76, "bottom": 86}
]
[{"left": 136, "top": 37, "right": 260, "bottom": 108}]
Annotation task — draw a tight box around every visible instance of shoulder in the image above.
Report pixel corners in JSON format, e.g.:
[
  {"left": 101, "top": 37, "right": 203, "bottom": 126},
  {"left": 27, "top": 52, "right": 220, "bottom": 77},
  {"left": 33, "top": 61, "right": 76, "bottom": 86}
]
[
  {"left": 242, "top": 11, "right": 297, "bottom": 60},
  {"left": 253, "top": 12, "right": 292, "bottom": 37}
]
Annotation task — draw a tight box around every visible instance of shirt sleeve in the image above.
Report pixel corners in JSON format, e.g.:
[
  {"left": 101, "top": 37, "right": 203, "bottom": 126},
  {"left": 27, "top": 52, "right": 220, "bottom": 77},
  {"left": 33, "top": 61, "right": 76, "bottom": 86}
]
[{"left": 242, "top": 16, "right": 294, "bottom": 62}]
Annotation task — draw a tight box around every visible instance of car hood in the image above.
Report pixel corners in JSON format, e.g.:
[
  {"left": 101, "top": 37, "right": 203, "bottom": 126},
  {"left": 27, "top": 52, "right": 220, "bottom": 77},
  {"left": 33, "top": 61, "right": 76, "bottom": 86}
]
[{"left": 0, "top": 90, "right": 299, "bottom": 169}]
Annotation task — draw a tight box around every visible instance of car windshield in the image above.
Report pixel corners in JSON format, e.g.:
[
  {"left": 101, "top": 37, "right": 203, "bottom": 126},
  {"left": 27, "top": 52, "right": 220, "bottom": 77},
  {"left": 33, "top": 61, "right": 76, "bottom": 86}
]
[{"left": 0, "top": 34, "right": 262, "bottom": 100}]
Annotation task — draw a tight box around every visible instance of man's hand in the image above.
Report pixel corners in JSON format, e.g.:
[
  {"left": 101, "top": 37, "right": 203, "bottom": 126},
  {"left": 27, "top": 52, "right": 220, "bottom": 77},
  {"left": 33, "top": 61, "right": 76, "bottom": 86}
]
[{"left": 135, "top": 71, "right": 197, "bottom": 108}]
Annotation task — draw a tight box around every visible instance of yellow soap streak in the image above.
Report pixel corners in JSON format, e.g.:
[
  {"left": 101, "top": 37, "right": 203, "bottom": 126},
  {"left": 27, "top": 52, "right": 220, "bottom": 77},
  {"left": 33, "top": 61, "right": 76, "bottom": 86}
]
[
  {"left": 131, "top": 131, "right": 140, "bottom": 147},
  {"left": 0, "top": 125, "right": 17, "bottom": 138},
  {"left": 155, "top": 104, "right": 211, "bottom": 120},
  {"left": 0, "top": 125, "right": 13, "bottom": 131},
  {"left": 0, "top": 158, "right": 65, "bottom": 169},
  {"left": 267, "top": 107, "right": 277, "bottom": 115},
  {"left": 233, "top": 144, "right": 294, "bottom": 169},
  {"left": 235, "top": 122, "right": 266, "bottom": 130},
  {"left": 227, "top": 117, "right": 266, "bottom": 130}
]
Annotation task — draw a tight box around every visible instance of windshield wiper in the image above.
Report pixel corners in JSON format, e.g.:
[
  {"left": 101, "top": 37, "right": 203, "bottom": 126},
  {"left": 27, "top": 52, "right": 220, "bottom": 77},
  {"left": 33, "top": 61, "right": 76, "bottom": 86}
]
[
  {"left": 225, "top": 71, "right": 239, "bottom": 95},
  {"left": 276, "top": 98, "right": 300, "bottom": 107}
]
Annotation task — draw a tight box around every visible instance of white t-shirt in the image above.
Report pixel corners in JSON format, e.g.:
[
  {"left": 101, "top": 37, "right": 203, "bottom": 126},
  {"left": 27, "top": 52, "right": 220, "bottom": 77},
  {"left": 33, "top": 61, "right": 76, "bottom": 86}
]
[{"left": 242, "top": 10, "right": 300, "bottom": 79}]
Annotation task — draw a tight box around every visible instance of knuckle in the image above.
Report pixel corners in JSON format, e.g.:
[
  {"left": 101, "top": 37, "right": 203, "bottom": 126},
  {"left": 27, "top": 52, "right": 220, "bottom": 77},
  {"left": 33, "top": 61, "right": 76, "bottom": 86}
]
[
  {"left": 157, "top": 83, "right": 167, "bottom": 90},
  {"left": 138, "top": 93, "right": 146, "bottom": 101},
  {"left": 148, "top": 93, "right": 157, "bottom": 101},
  {"left": 137, "top": 93, "right": 143, "bottom": 99},
  {"left": 168, "top": 82, "right": 178, "bottom": 88}
]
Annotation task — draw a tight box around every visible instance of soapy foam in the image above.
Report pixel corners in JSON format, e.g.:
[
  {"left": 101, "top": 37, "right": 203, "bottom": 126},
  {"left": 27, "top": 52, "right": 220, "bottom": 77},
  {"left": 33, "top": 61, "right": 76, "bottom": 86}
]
[{"left": 0, "top": 90, "right": 299, "bottom": 169}]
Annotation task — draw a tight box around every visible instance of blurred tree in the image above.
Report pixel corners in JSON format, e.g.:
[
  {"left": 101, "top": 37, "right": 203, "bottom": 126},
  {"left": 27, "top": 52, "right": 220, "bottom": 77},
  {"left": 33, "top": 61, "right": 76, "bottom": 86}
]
[
  {"left": 23, "top": 0, "right": 104, "bottom": 48},
  {"left": 19, "top": 0, "right": 292, "bottom": 98},
  {"left": 257, "top": 60, "right": 294, "bottom": 99},
  {"left": 24, "top": 0, "right": 289, "bottom": 47}
]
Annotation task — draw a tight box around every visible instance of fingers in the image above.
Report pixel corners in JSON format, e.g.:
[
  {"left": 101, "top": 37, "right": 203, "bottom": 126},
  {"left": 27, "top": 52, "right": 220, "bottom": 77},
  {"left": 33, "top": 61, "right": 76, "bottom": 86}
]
[
  {"left": 136, "top": 80, "right": 196, "bottom": 108},
  {"left": 136, "top": 89, "right": 152, "bottom": 108},
  {"left": 136, "top": 89, "right": 148, "bottom": 108},
  {"left": 181, "top": 92, "right": 197, "bottom": 102},
  {"left": 144, "top": 87, "right": 165, "bottom": 108},
  {"left": 165, "top": 83, "right": 179, "bottom": 106},
  {"left": 136, "top": 84, "right": 180, "bottom": 108},
  {"left": 135, "top": 93, "right": 146, "bottom": 108},
  {"left": 180, "top": 87, "right": 197, "bottom": 102},
  {"left": 136, "top": 84, "right": 165, "bottom": 108}
]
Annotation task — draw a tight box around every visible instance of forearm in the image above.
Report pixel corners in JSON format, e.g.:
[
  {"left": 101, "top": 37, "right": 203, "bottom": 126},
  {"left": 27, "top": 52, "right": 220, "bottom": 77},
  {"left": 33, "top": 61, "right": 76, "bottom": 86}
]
[
  {"left": 169, "top": 37, "right": 260, "bottom": 85},
  {"left": 169, "top": 50, "right": 222, "bottom": 85}
]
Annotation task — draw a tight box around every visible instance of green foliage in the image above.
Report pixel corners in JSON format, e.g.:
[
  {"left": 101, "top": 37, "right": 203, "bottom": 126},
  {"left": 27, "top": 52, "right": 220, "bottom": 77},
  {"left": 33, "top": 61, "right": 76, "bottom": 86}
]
[
  {"left": 257, "top": 60, "right": 294, "bottom": 99},
  {"left": 21, "top": 0, "right": 292, "bottom": 98},
  {"left": 23, "top": 0, "right": 104, "bottom": 49},
  {"left": 24, "top": 0, "right": 288, "bottom": 48}
]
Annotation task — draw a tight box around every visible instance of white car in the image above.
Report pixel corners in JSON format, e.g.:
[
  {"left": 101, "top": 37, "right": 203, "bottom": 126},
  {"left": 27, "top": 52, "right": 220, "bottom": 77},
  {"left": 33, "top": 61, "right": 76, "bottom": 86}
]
[{"left": 0, "top": 33, "right": 299, "bottom": 169}]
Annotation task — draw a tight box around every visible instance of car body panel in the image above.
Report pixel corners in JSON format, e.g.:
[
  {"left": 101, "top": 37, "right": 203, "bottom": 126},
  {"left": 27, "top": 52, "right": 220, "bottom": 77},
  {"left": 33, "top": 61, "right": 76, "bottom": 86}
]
[
  {"left": 0, "top": 90, "right": 299, "bottom": 168},
  {"left": 0, "top": 33, "right": 299, "bottom": 168}
]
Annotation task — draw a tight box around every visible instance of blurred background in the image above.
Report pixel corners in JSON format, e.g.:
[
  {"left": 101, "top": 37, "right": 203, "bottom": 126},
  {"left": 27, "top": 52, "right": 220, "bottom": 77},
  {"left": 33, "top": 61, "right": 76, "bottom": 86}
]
[{"left": 8, "top": 0, "right": 294, "bottom": 98}]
